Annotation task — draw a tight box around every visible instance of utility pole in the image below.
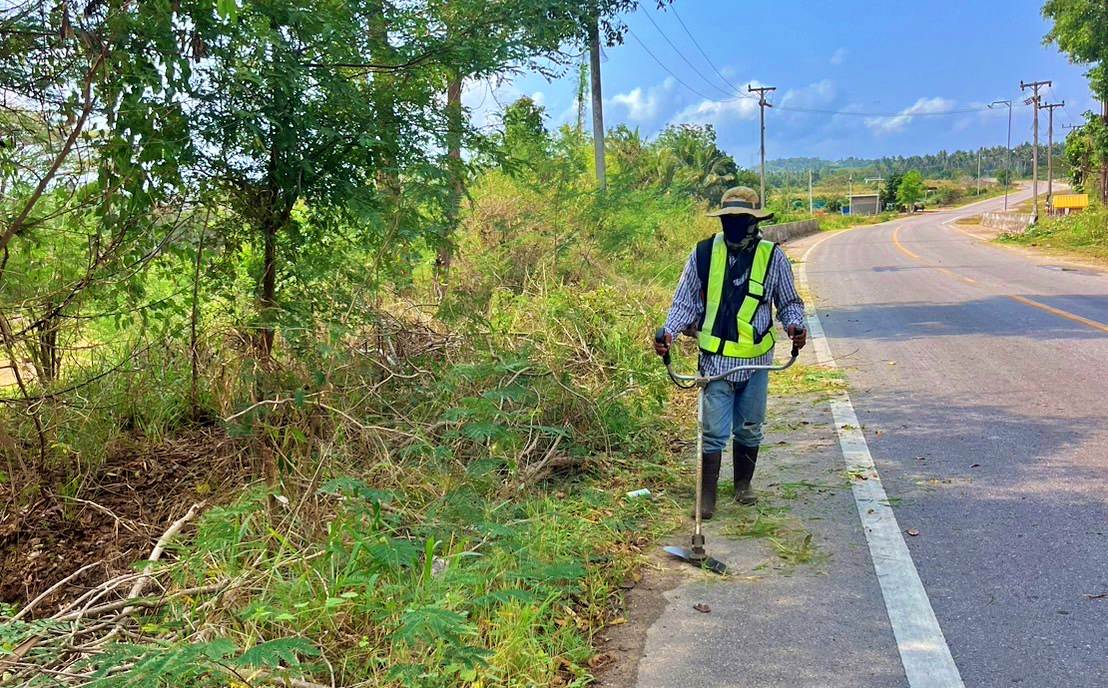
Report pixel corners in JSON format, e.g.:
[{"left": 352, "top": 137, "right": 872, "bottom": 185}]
[
  {"left": 1042, "top": 101, "right": 1064, "bottom": 212},
  {"left": 748, "top": 84, "right": 776, "bottom": 207},
  {"left": 588, "top": 16, "right": 606, "bottom": 189},
  {"left": 808, "top": 169, "right": 813, "bottom": 215},
  {"left": 1020, "top": 79, "right": 1052, "bottom": 221},
  {"left": 848, "top": 174, "right": 853, "bottom": 213},
  {"left": 976, "top": 147, "right": 982, "bottom": 196}
]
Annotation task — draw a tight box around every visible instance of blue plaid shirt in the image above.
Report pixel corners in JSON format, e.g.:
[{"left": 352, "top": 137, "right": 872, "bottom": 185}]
[{"left": 664, "top": 241, "right": 805, "bottom": 382}]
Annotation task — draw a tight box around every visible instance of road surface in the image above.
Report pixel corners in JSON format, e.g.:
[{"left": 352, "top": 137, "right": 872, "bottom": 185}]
[
  {"left": 802, "top": 191, "right": 1108, "bottom": 686},
  {"left": 632, "top": 192, "right": 1108, "bottom": 688}
]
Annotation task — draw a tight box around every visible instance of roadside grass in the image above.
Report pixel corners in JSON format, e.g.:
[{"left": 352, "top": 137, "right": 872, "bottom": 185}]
[
  {"left": 999, "top": 203, "right": 1108, "bottom": 264},
  {"left": 817, "top": 211, "right": 900, "bottom": 230},
  {"left": 2, "top": 174, "right": 708, "bottom": 686}
]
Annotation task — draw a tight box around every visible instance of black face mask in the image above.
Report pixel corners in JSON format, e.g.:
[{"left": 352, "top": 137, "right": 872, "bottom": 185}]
[{"left": 720, "top": 215, "right": 759, "bottom": 247}]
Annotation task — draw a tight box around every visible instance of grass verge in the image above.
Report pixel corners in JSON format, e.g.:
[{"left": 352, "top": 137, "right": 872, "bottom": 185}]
[{"left": 998, "top": 203, "right": 1108, "bottom": 264}]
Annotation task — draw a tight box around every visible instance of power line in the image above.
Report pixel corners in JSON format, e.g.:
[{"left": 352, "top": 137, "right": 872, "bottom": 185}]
[
  {"left": 639, "top": 7, "right": 738, "bottom": 100},
  {"left": 624, "top": 27, "right": 746, "bottom": 103},
  {"left": 624, "top": 29, "right": 1026, "bottom": 119},
  {"left": 669, "top": 5, "right": 748, "bottom": 96}
]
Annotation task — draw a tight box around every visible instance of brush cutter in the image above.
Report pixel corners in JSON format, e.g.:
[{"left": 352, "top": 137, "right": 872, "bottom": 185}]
[{"left": 654, "top": 327, "right": 800, "bottom": 575}]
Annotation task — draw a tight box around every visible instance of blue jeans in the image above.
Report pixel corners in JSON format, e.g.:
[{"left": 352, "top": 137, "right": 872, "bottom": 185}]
[{"left": 701, "top": 369, "right": 769, "bottom": 453}]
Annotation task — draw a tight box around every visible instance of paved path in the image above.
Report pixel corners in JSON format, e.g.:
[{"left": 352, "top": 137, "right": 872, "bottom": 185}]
[{"left": 633, "top": 193, "right": 1108, "bottom": 687}]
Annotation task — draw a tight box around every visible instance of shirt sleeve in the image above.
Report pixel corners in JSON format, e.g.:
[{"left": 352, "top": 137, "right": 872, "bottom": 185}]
[
  {"left": 664, "top": 251, "right": 703, "bottom": 338},
  {"left": 771, "top": 246, "right": 806, "bottom": 330}
]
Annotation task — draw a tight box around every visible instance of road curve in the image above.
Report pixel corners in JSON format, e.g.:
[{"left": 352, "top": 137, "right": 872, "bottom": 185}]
[{"left": 800, "top": 192, "right": 1108, "bottom": 687}]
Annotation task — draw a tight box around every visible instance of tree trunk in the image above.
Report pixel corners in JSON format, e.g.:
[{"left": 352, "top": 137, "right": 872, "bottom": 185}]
[
  {"left": 189, "top": 212, "right": 208, "bottom": 420},
  {"left": 435, "top": 74, "right": 464, "bottom": 299},
  {"left": 1100, "top": 100, "right": 1108, "bottom": 203},
  {"left": 258, "top": 211, "right": 279, "bottom": 359},
  {"left": 588, "top": 16, "right": 606, "bottom": 190}
]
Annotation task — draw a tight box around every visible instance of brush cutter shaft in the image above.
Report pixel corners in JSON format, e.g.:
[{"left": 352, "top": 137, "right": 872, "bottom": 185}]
[
  {"left": 654, "top": 325, "right": 803, "bottom": 545},
  {"left": 654, "top": 327, "right": 800, "bottom": 389}
]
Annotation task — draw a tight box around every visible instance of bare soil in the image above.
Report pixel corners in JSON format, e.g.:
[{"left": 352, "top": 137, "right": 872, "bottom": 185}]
[{"left": 0, "top": 429, "right": 249, "bottom": 615}]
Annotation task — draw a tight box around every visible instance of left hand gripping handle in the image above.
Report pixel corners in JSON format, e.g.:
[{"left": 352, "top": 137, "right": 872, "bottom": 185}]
[{"left": 654, "top": 327, "right": 671, "bottom": 366}]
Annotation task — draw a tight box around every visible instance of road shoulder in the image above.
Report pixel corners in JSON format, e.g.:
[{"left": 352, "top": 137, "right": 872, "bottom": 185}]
[{"left": 611, "top": 355, "right": 907, "bottom": 688}]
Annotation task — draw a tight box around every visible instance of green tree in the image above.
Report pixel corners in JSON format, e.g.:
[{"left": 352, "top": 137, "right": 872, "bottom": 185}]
[
  {"left": 881, "top": 172, "right": 904, "bottom": 210},
  {"left": 1043, "top": 0, "right": 1108, "bottom": 199},
  {"left": 897, "top": 171, "right": 925, "bottom": 210},
  {"left": 1, "top": 0, "right": 212, "bottom": 463}
]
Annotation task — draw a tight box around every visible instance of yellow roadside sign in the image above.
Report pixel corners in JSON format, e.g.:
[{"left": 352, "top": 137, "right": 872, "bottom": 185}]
[{"left": 1052, "top": 194, "right": 1088, "bottom": 210}]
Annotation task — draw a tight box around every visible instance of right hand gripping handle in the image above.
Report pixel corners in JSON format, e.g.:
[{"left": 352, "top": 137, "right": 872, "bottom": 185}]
[{"left": 654, "top": 327, "right": 671, "bottom": 366}]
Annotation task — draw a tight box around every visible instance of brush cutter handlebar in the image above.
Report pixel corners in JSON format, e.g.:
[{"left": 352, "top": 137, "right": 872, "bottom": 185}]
[{"left": 654, "top": 327, "right": 800, "bottom": 388}]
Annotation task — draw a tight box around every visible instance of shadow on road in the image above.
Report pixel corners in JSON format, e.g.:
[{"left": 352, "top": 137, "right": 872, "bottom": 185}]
[{"left": 813, "top": 295, "right": 1108, "bottom": 342}]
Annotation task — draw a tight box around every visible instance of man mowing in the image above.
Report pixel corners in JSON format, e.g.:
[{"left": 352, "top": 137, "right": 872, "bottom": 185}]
[{"left": 654, "top": 186, "right": 807, "bottom": 517}]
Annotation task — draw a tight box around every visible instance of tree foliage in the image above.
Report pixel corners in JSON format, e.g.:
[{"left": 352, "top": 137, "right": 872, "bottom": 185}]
[
  {"left": 1043, "top": 0, "right": 1108, "bottom": 199},
  {"left": 896, "top": 171, "right": 925, "bottom": 209},
  {"left": 1043, "top": 0, "right": 1108, "bottom": 99},
  {"left": 607, "top": 123, "right": 748, "bottom": 205}
]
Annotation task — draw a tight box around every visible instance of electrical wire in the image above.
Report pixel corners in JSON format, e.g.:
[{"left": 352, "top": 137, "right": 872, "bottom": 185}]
[
  {"left": 639, "top": 6, "right": 740, "bottom": 100},
  {"left": 625, "top": 27, "right": 746, "bottom": 103},
  {"left": 626, "top": 26, "right": 1024, "bottom": 119},
  {"left": 668, "top": 4, "right": 748, "bottom": 96}
]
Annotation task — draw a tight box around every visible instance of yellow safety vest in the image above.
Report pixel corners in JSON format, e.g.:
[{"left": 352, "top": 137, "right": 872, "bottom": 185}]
[{"left": 698, "top": 234, "right": 776, "bottom": 359}]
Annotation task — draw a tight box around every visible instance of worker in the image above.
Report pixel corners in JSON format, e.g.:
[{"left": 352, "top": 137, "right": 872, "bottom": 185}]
[{"left": 654, "top": 186, "right": 807, "bottom": 518}]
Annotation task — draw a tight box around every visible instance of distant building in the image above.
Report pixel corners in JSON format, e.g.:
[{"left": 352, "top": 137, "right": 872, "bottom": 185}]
[{"left": 849, "top": 193, "right": 880, "bottom": 216}]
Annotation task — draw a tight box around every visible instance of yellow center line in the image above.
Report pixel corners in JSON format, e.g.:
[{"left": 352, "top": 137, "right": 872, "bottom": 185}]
[
  {"left": 1006, "top": 294, "right": 1108, "bottom": 334},
  {"left": 891, "top": 224, "right": 1108, "bottom": 334},
  {"left": 890, "top": 224, "right": 921, "bottom": 260}
]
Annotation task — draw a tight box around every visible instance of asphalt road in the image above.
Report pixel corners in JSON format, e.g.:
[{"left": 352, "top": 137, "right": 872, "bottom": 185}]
[{"left": 802, "top": 191, "right": 1108, "bottom": 686}]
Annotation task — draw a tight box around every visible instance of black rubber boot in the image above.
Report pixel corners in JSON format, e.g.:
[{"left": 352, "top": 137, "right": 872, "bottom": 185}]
[
  {"left": 693, "top": 452, "right": 722, "bottom": 520},
  {"left": 733, "top": 442, "right": 759, "bottom": 505}
]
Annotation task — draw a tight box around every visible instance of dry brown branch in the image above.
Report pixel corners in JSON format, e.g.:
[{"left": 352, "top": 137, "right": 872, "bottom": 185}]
[
  {"left": 121, "top": 502, "right": 202, "bottom": 617},
  {"left": 52, "top": 582, "right": 227, "bottom": 622},
  {"left": 9, "top": 560, "right": 104, "bottom": 622}
]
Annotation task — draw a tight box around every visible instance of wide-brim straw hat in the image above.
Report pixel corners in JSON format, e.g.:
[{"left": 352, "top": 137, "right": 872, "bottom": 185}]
[{"left": 706, "top": 185, "right": 774, "bottom": 219}]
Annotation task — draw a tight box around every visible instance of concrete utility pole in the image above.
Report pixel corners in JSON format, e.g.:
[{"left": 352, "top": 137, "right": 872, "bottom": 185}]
[
  {"left": 588, "top": 16, "right": 606, "bottom": 189},
  {"left": 989, "top": 99, "right": 1013, "bottom": 210},
  {"left": 1020, "top": 79, "right": 1052, "bottom": 221},
  {"left": 1042, "top": 101, "right": 1064, "bottom": 211},
  {"left": 976, "top": 147, "right": 982, "bottom": 196},
  {"left": 748, "top": 84, "right": 776, "bottom": 207},
  {"left": 808, "top": 169, "right": 813, "bottom": 215}
]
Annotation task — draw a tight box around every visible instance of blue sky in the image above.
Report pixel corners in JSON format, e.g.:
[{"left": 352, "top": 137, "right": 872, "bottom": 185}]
[{"left": 463, "top": 1, "right": 1096, "bottom": 164}]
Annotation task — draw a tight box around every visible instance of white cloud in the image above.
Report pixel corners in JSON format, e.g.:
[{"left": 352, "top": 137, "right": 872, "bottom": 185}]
[
  {"left": 830, "top": 48, "right": 847, "bottom": 66},
  {"left": 609, "top": 77, "right": 676, "bottom": 123},
  {"left": 865, "top": 97, "right": 956, "bottom": 134},
  {"left": 674, "top": 96, "right": 760, "bottom": 126},
  {"left": 612, "top": 87, "right": 656, "bottom": 121},
  {"left": 671, "top": 78, "right": 767, "bottom": 128},
  {"left": 779, "top": 79, "right": 837, "bottom": 110},
  {"left": 530, "top": 91, "right": 546, "bottom": 107}
]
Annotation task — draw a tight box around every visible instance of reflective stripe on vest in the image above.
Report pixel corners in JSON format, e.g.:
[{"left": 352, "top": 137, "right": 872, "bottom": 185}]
[{"left": 698, "top": 235, "right": 776, "bottom": 358}]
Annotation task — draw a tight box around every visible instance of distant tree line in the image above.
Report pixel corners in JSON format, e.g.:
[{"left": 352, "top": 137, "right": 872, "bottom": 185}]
[{"left": 767, "top": 143, "right": 1066, "bottom": 183}]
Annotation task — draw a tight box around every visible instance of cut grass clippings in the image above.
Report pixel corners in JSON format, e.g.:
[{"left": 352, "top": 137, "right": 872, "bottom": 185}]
[{"left": 720, "top": 502, "right": 827, "bottom": 569}]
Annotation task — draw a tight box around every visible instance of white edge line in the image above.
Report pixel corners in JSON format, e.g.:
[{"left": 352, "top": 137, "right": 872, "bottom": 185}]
[{"left": 799, "top": 234, "right": 965, "bottom": 688}]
